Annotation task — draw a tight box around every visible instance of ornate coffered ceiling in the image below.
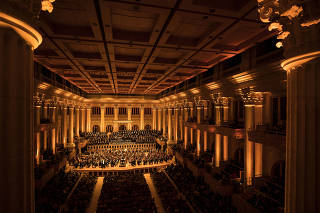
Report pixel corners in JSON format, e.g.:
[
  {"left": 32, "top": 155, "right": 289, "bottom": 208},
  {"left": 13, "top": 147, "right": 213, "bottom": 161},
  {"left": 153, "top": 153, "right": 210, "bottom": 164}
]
[{"left": 34, "top": 0, "right": 272, "bottom": 95}]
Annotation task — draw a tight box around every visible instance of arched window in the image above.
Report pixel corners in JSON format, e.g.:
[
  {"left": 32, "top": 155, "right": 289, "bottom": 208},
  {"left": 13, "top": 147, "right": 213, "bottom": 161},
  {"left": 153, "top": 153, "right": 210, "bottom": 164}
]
[
  {"left": 93, "top": 125, "right": 100, "bottom": 132},
  {"left": 119, "top": 125, "right": 126, "bottom": 131}
]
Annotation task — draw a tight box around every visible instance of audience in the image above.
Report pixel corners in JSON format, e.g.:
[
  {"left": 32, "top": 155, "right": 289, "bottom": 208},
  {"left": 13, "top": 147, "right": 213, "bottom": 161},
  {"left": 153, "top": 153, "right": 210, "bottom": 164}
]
[
  {"left": 151, "top": 171, "right": 193, "bottom": 213},
  {"left": 36, "top": 170, "right": 80, "bottom": 213},
  {"left": 166, "top": 164, "right": 237, "bottom": 213},
  {"left": 63, "top": 174, "right": 97, "bottom": 213},
  {"left": 97, "top": 173, "right": 157, "bottom": 213}
]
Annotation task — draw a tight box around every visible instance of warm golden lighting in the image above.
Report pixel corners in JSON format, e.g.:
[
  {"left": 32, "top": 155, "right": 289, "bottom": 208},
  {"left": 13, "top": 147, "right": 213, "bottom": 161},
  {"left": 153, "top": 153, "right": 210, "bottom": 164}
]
[
  {"left": 206, "top": 82, "right": 220, "bottom": 90},
  {"left": 190, "top": 88, "right": 200, "bottom": 94},
  {"left": 231, "top": 72, "right": 253, "bottom": 84},
  {"left": 178, "top": 92, "right": 186, "bottom": 97},
  {"left": 54, "top": 89, "right": 63, "bottom": 94},
  {"left": 42, "top": 0, "right": 56, "bottom": 13},
  {"left": 281, "top": 51, "right": 320, "bottom": 71},
  {"left": 0, "top": 12, "right": 42, "bottom": 49},
  {"left": 38, "top": 82, "right": 50, "bottom": 90}
]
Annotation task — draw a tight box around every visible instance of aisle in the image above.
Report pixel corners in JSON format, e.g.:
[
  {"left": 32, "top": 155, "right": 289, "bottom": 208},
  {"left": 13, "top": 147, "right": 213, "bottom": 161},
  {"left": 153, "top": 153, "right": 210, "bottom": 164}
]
[
  {"left": 144, "top": 173, "right": 166, "bottom": 213},
  {"left": 86, "top": 177, "right": 104, "bottom": 213}
]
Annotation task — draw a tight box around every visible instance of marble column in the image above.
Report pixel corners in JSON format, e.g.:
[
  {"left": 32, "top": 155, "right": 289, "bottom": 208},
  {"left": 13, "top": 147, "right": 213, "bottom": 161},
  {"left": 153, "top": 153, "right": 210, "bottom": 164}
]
[
  {"left": 51, "top": 106, "right": 56, "bottom": 154},
  {"left": 81, "top": 108, "right": 85, "bottom": 133},
  {"left": 196, "top": 106, "right": 201, "bottom": 156},
  {"left": 100, "top": 105, "right": 105, "bottom": 133},
  {"left": 75, "top": 107, "right": 80, "bottom": 136},
  {"left": 86, "top": 107, "right": 91, "bottom": 132},
  {"left": 215, "top": 105, "right": 221, "bottom": 125},
  {"left": 174, "top": 108, "right": 178, "bottom": 142},
  {"left": 0, "top": 21, "right": 42, "bottom": 212},
  {"left": 63, "top": 106, "right": 67, "bottom": 147},
  {"left": 254, "top": 105, "right": 263, "bottom": 177},
  {"left": 69, "top": 107, "right": 74, "bottom": 145},
  {"left": 190, "top": 128, "right": 193, "bottom": 145},
  {"left": 223, "top": 135, "right": 228, "bottom": 161},
  {"left": 140, "top": 106, "right": 144, "bottom": 130},
  {"left": 162, "top": 108, "right": 166, "bottom": 133},
  {"left": 43, "top": 104, "right": 48, "bottom": 120},
  {"left": 168, "top": 108, "right": 172, "bottom": 142},
  {"left": 128, "top": 106, "right": 132, "bottom": 130},
  {"left": 203, "top": 131, "right": 208, "bottom": 152},
  {"left": 152, "top": 108, "right": 157, "bottom": 130},
  {"left": 184, "top": 107, "right": 188, "bottom": 149},
  {"left": 215, "top": 134, "right": 221, "bottom": 167},
  {"left": 180, "top": 108, "right": 183, "bottom": 140},
  {"left": 244, "top": 105, "right": 255, "bottom": 186},
  {"left": 43, "top": 128, "right": 47, "bottom": 151},
  {"left": 35, "top": 105, "right": 41, "bottom": 165},
  {"left": 157, "top": 108, "right": 162, "bottom": 131}
]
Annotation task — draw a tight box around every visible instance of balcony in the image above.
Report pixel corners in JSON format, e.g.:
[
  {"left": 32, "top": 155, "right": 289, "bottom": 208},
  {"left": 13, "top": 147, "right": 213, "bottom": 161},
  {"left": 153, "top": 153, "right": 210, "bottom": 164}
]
[
  {"left": 184, "top": 120, "right": 245, "bottom": 140},
  {"left": 248, "top": 125, "right": 286, "bottom": 147}
]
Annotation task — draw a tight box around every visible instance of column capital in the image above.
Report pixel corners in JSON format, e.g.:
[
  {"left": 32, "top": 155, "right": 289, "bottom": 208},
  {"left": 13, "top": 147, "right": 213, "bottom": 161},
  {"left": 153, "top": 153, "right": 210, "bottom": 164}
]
[
  {"left": 33, "top": 92, "right": 44, "bottom": 107},
  {"left": 238, "top": 88, "right": 264, "bottom": 106},
  {"left": 211, "top": 92, "right": 229, "bottom": 106}
]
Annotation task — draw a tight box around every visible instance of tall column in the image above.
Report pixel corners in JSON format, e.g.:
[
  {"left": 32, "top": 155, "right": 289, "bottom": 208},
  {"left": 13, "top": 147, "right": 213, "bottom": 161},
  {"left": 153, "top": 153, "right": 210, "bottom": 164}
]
[
  {"left": 43, "top": 104, "right": 48, "bottom": 120},
  {"left": 0, "top": 11, "right": 42, "bottom": 211},
  {"left": 254, "top": 104, "right": 263, "bottom": 177},
  {"left": 190, "top": 128, "right": 193, "bottom": 145},
  {"left": 81, "top": 108, "right": 85, "bottom": 132},
  {"left": 152, "top": 108, "right": 157, "bottom": 130},
  {"left": 50, "top": 106, "right": 56, "bottom": 154},
  {"left": 196, "top": 106, "right": 201, "bottom": 156},
  {"left": 168, "top": 108, "right": 172, "bottom": 142},
  {"left": 174, "top": 108, "right": 178, "bottom": 141},
  {"left": 256, "top": 1, "right": 320, "bottom": 211},
  {"left": 157, "top": 108, "right": 162, "bottom": 131},
  {"left": 229, "top": 98, "right": 235, "bottom": 123},
  {"left": 215, "top": 134, "right": 221, "bottom": 167},
  {"left": 100, "top": 105, "right": 105, "bottom": 133},
  {"left": 69, "top": 107, "right": 74, "bottom": 145},
  {"left": 140, "top": 105, "right": 144, "bottom": 130},
  {"left": 162, "top": 108, "right": 166, "bottom": 133},
  {"left": 63, "top": 106, "right": 67, "bottom": 147},
  {"left": 215, "top": 105, "right": 221, "bottom": 125},
  {"left": 75, "top": 107, "right": 80, "bottom": 136},
  {"left": 43, "top": 128, "right": 47, "bottom": 151},
  {"left": 223, "top": 105, "right": 229, "bottom": 123},
  {"left": 35, "top": 104, "right": 41, "bottom": 165},
  {"left": 128, "top": 106, "right": 132, "bottom": 130},
  {"left": 114, "top": 105, "right": 118, "bottom": 132},
  {"left": 244, "top": 104, "right": 255, "bottom": 185},
  {"left": 184, "top": 107, "right": 188, "bottom": 149},
  {"left": 263, "top": 92, "right": 272, "bottom": 125},
  {"left": 223, "top": 135, "right": 228, "bottom": 161},
  {"left": 86, "top": 107, "right": 91, "bottom": 132},
  {"left": 180, "top": 108, "right": 183, "bottom": 139},
  {"left": 203, "top": 131, "right": 208, "bottom": 152}
]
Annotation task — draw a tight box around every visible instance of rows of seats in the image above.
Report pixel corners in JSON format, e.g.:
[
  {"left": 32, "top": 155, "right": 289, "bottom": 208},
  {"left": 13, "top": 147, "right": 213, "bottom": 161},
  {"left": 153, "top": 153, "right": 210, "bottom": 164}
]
[
  {"left": 97, "top": 173, "right": 157, "bottom": 213},
  {"left": 36, "top": 170, "right": 80, "bottom": 213},
  {"left": 166, "top": 164, "right": 237, "bottom": 213},
  {"left": 64, "top": 174, "right": 97, "bottom": 213},
  {"left": 151, "top": 172, "right": 193, "bottom": 213}
]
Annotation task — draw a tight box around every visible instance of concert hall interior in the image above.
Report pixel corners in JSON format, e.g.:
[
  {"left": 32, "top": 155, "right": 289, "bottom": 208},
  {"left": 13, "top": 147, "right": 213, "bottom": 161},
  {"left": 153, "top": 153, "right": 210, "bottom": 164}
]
[{"left": 1, "top": 0, "right": 320, "bottom": 213}]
